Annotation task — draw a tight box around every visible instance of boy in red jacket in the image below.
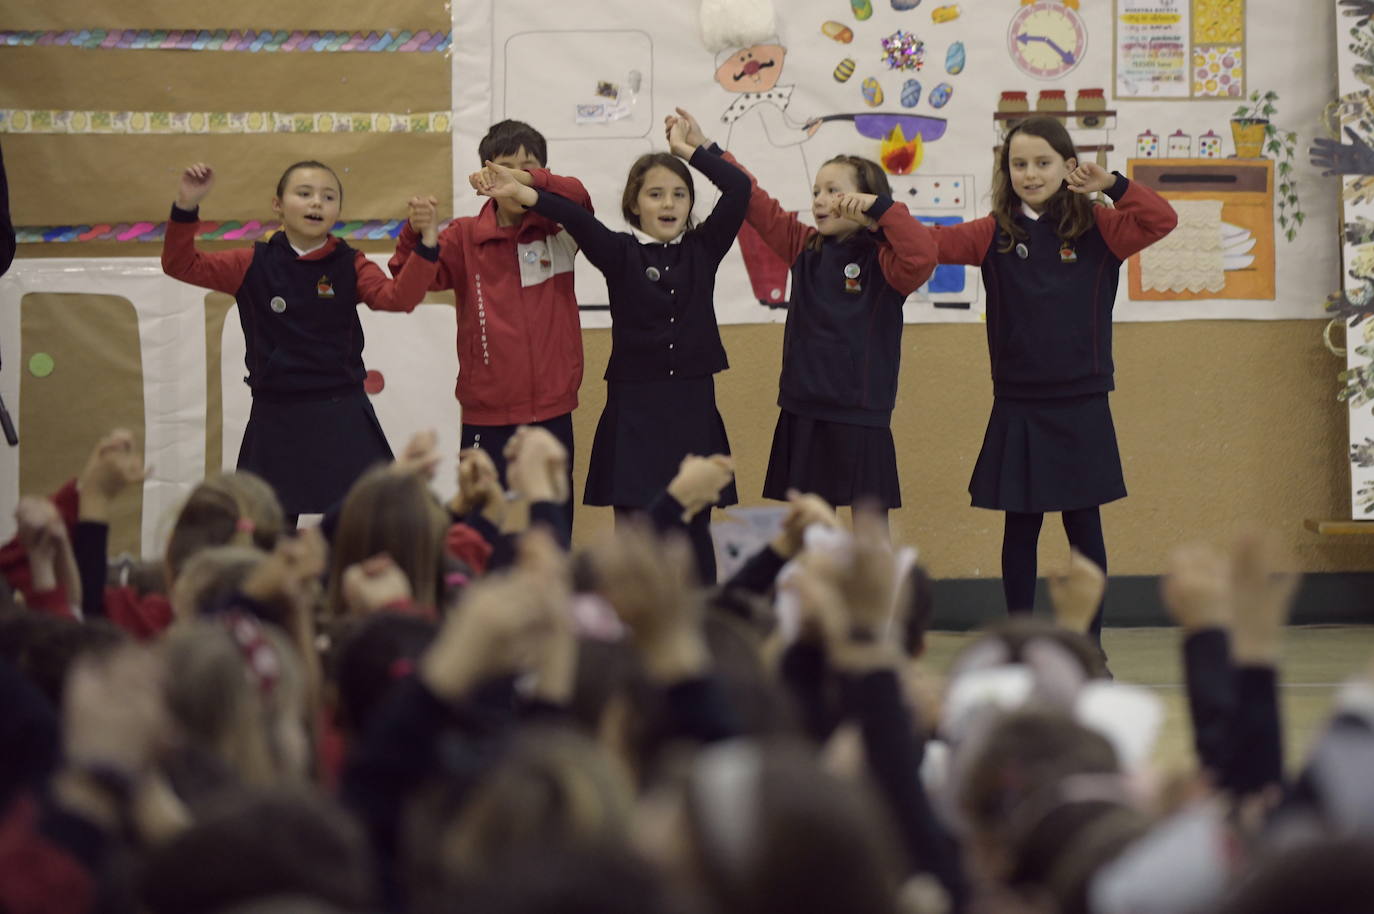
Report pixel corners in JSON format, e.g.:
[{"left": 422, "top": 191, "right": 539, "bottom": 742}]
[{"left": 390, "top": 121, "right": 591, "bottom": 534}]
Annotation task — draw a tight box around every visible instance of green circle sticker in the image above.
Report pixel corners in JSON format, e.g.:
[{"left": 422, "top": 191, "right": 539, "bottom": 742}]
[{"left": 28, "top": 353, "right": 55, "bottom": 378}]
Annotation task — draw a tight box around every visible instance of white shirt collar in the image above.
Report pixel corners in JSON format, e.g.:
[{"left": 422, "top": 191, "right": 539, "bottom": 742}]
[
  {"left": 1021, "top": 201, "right": 1043, "bottom": 221},
  {"left": 290, "top": 239, "right": 328, "bottom": 256},
  {"left": 630, "top": 225, "right": 687, "bottom": 245}
]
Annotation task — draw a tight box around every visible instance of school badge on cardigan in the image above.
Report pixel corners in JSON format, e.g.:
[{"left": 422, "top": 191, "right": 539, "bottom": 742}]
[
  {"left": 316, "top": 275, "right": 335, "bottom": 298},
  {"left": 1059, "top": 243, "right": 1077, "bottom": 263}
]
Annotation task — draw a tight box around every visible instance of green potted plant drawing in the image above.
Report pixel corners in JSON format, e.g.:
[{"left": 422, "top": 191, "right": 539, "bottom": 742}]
[{"left": 1231, "top": 89, "right": 1303, "bottom": 242}]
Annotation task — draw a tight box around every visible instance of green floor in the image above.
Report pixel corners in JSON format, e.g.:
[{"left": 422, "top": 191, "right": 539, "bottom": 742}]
[{"left": 922, "top": 626, "right": 1374, "bottom": 771}]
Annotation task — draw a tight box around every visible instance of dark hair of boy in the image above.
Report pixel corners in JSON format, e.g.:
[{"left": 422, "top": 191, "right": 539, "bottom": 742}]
[
  {"left": 478, "top": 120, "right": 548, "bottom": 167},
  {"left": 330, "top": 612, "right": 437, "bottom": 734},
  {"left": 274, "top": 160, "right": 344, "bottom": 204}
]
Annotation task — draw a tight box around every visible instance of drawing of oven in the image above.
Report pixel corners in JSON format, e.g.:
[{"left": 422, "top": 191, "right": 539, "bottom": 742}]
[
  {"left": 889, "top": 172, "right": 981, "bottom": 311},
  {"left": 1126, "top": 158, "right": 1274, "bottom": 301}
]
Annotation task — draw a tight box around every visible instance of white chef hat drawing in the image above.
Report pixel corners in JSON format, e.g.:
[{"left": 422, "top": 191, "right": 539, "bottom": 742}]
[{"left": 701, "top": 0, "right": 778, "bottom": 59}]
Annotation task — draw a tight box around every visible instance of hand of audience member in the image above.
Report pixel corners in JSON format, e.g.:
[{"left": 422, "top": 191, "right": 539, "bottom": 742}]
[
  {"left": 1229, "top": 529, "right": 1300, "bottom": 665},
  {"left": 420, "top": 566, "right": 555, "bottom": 701},
  {"left": 393, "top": 428, "right": 442, "bottom": 481},
  {"left": 175, "top": 162, "right": 215, "bottom": 210},
  {"left": 518, "top": 528, "right": 577, "bottom": 703},
  {"left": 78, "top": 429, "right": 151, "bottom": 522},
  {"left": 588, "top": 521, "right": 707, "bottom": 681},
  {"left": 408, "top": 195, "right": 440, "bottom": 247},
  {"left": 341, "top": 553, "right": 413, "bottom": 616},
  {"left": 57, "top": 645, "right": 170, "bottom": 831},
  {"left": 1048, "top": 549, "right": 1107, "bottom": 634},
  {"left": 824, "top": 506, "right": 903, "bottom": 669},
  {"left": 1161, "top": 542, "right": 1233, "bottom": 632},
  {"left": 241, "top": 527, "right": 327, "bottom": 628},
  {"left": 16, "top": 496, "right": 68, "bottom": 591},
  {"left": 771, "top": 489, "right": 840, "bottom": 558},
  {"left": 451, "top": 447, "right": 506, "bottom": 525},
  {"left": 504, "top": 426, "right": 569, "bottom": 504},
  {"left": 666, "top": 454, "right": 733, "bottom": 522}
]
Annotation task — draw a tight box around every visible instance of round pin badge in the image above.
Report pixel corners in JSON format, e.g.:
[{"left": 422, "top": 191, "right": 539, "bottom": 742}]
[
  {"left": 645, "top": 266, "right": 661, "bottom": 282},
  {"left": 1015, "top": 243, "right": 1029, "bottom": 260},
  {"left": 524, "top": 249, "right": 539, "bottom": 263},
  {"left": 270, "top": 296, "right": 287, "bottom": 313},
  {"left": 843, "top": 262, "right": 861, "bottom": 279}
]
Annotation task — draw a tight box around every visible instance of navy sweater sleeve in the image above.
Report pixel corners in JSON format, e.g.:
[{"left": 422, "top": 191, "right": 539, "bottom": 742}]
[
  {"left": 686, "top": 145, "right": 751, "bottom": 261},
  {"left": 1224, "top": 665, "right": 1284, "bottom": 794},
  {"left": 531, "top": 189, "right": 628, "bottom": 277},
  {"left": 840, "top": 670, "right": 967, "bottom": 910},
  {"left": 71, "top": 522, "right": 110, "bottom": 621},
  {"left": 0, "top": 142, "right": 14, "bottom": 279},
  {"left": 1181, "top": 628, "right": 1236, "bottom": 774}
]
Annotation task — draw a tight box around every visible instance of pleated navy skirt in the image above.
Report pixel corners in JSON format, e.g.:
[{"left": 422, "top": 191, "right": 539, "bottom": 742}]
[
  {"left": 762, "top": 409, "right": 901, "bottom": 508},
  {"left": 968, "top": 393, "right": 1126, "bottom": 514},
  {"left": 584, "top": 375, "right": 737, "bottom": 509},
  {"left": 238, "top": 388, "right": 393, "bottom": 515}
]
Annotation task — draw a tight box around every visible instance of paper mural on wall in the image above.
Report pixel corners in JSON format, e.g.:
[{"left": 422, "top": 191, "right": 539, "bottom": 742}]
[
  {"left": 1318, "top": 0, "right": 1374, "bottom": 515},
  {"left": 451, "top": 0, "right": 980, "bottom": 325},
  {"left": 1114, "top": 0, "right": 1245, "bottom": 100},
  {"left": 1126, "top": 157, "right": 1274, "bottom": 300}
]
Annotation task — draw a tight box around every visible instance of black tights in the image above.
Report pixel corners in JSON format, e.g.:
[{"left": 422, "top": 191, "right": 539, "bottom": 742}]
[
  {"left": 1001, "top": 507, "right": 1108, "bottom": 639},
  {"left": 614, "top": 506, "right": 717, "bottom": 586}
]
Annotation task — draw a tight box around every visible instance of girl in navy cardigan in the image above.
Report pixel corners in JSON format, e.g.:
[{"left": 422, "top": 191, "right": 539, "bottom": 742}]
[
  {"left": 474, "top": 109, "right": 748, "bottom": 582},
  {"left": 712, "top": 122, "right": 937, "bottom": 522},
  {"left": 932, "top": 116, "right": 1177, "bottom": 641},
  {"left": 162, "top": 161, "right": 441, "bottom": 520}
]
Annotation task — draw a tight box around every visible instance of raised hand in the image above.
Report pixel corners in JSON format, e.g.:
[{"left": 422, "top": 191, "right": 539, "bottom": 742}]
[
  {"left": 78, "top": 429, "right": 151, "bottom": 522},
  {"left": 833, "top": 192, "right": 878, "bottom": 226},
  {"left": 1161, "top": 542, "right": 1233, "bottom": 632},
  {"left": 772, "top": 489, "right": 840, "bottom": 559},
  {"left": 341, "top": 553, "right": 413, "bottom": 616},
  {"left": 176, "top": 162, "right": 215, "bottom": 210},
  {"left": 1048, "top": 549, "right": 1107, "bottom": 634},
  {"left": 407, "top": 195, "right": 440, "bottom": 247},
  {"left": 393, "top": 428, "right": 441, "bottom": 481},
  {"left": 1066, "top": 160, "right": 1116, "bottom": 194},
  {"left": 504, "top": 426, "right": 570, "bottom": 504},
  {"left": 666, "top": 454, "right": 734, "bottom": 521}
]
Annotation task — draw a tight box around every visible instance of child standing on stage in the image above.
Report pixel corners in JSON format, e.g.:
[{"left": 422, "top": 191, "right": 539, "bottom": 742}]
[
  {"left": 389, "top": 120, "right": 590, "bottom": 532},
  {"left": 931, "top": 116, "right": 1177, "bottom": 640},
  {"left": 162, "top": 161, "right": 441, "bottom": 520},
  {"left": 474, "top": 108, "right": 747, "bottom": 583},
  {"left": 704, "top": 115, "right": 937, "bottom": 520}
]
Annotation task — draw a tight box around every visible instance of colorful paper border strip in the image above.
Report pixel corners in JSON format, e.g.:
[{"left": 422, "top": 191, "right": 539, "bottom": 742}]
[
  {"left": 0, "top": 29, "right": 451, "bottom": 53},
  {"left": 15, "top": 219, "right": 457, "bottom": 244},
  {"left": 0, "top": 110, "right": 453, "bottom": 134}
]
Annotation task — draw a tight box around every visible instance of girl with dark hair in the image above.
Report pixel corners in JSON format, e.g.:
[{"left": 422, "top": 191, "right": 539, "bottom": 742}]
[
  {"left": 709, "top": 114, "right": 937, "bottom": 521},
  {"left": 475, "top": 107, "right": 749, "bottom": 583},
  {"left": 932, "top": 116, "right": 1177, "bottom": 641},
  {"left": 161, "top": 161, "right": 443, "bottom": 520}
]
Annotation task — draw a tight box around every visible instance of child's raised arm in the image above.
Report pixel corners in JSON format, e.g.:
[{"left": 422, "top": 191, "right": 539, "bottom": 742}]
[
  {"left": 356, "top": 193, "right": 441, "bottom": 313},
  {"left": 843, "top": 193, "right": 937, "bottom": 296},
  {"left": 161, "top": 163, "right": 253, "bottom": 294},
  {"left": 1080, "top": 166, "right": 1178, "bottom": 260},
  {"left": 718, "top": 150, "right": 815, "bottom": 265},
  {"left": 482, "top": 161, "right": 626, "bottom": 276},
  {"left": 668, "top": 108, "right": 750, "bottom": 262}
]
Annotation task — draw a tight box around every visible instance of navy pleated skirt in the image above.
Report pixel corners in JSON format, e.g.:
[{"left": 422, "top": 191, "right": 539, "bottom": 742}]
[
  {"left": 238, "top": 388, "right": 393, "bottom": 515},
  {"left": 762, "top": 409, "right": 901, "bottom": 508},
  {"left": 584, "top": 375, "right": 737, "bottom": 509},
  {"left": 968, "top": 393, "right": 1126, "bottom": 514}
]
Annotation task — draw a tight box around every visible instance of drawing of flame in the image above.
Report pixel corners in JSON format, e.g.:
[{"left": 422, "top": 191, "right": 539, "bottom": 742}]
[{"left": 881, "top": 125, "right": 923, "bottom": 175}]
